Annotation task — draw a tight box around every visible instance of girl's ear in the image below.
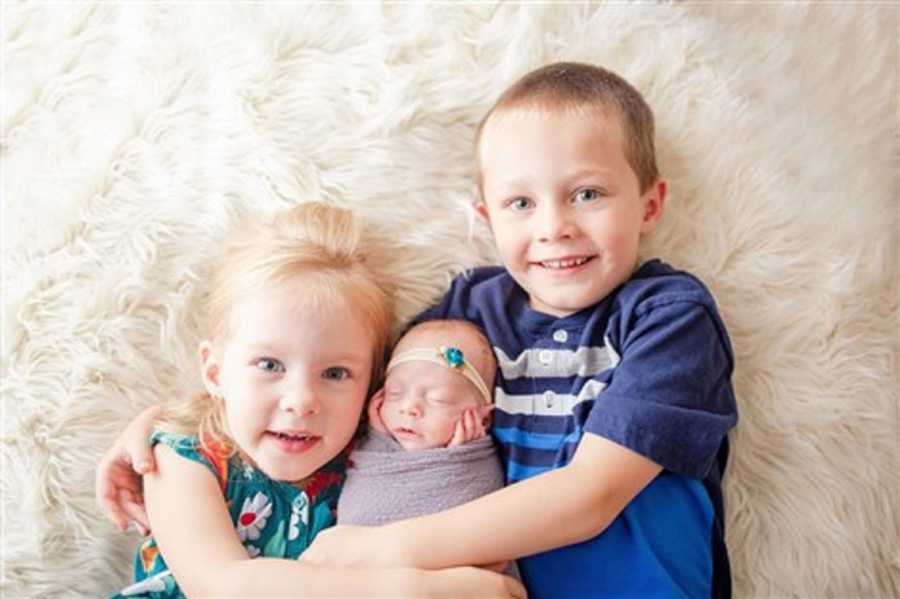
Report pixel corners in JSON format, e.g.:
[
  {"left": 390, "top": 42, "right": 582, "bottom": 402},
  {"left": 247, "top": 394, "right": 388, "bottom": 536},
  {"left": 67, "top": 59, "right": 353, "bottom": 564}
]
[
  {"left": 199, "top": 341, "right": 221, "bottom": 397},
  {"left": 640, "top": 179, "right": 668, "bottom": 234}
]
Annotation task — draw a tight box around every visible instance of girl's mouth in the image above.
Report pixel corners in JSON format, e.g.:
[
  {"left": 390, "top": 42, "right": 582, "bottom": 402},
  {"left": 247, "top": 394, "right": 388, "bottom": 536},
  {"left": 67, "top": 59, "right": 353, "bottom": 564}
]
[{"left": 267, "top": 431, "right": 319, "bottom": 452}]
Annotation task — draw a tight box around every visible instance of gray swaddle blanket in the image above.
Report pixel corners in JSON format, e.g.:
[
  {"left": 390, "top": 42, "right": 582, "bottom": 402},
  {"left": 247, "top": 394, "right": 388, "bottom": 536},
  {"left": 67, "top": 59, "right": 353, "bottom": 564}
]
[{"left": 337, "top": 430, "right": 505, "bottom": 526}]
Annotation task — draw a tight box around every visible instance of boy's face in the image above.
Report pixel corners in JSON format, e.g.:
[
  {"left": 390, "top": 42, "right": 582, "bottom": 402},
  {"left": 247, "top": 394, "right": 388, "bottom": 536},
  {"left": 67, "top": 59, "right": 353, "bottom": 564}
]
[
  {"left": 476, "top": 107, "right": 665, "bottom": 317},
  {"left": 376, "top": 327, "right": 491, "bottom": 450}
]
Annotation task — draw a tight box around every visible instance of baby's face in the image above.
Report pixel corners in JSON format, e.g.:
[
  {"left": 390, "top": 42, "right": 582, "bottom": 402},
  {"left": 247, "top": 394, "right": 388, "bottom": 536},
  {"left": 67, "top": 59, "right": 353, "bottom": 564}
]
[{"left": 378, "top": 359, "right": 483, "bottom": 450}]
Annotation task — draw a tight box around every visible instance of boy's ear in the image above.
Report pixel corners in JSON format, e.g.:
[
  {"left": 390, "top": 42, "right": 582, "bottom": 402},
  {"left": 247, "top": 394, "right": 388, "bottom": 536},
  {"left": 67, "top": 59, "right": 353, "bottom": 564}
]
[
  {"left": 640, "top": 179, "right": 668, "bottom": 234},
  {"left": 474, "top": 200, "right": 491, "bottom": 224},
  {"left": 199, "top": 341, "right": 221, "bottom": 397}
]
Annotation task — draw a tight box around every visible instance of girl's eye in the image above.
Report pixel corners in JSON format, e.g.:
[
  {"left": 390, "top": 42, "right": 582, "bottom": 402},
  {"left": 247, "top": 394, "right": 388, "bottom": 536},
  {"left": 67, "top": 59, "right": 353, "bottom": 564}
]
[
  {"left": 323, "top": 367, "right": 350, "bottom": 381},
  {"left": 507, "top": 196, "right": 533, "bottom": 211},
  {"left": 573, "top": 188, "right": 603, "bottom": 204},
  {"left": 256, "top": 358, "right": 284, "bottom": 373}
]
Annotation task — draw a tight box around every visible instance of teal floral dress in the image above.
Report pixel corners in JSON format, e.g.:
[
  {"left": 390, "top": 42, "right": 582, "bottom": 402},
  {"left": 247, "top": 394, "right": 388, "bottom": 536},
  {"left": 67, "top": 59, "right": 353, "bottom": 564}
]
[{"left": 111, "top": 431, "right": 346, "bottom": 598}]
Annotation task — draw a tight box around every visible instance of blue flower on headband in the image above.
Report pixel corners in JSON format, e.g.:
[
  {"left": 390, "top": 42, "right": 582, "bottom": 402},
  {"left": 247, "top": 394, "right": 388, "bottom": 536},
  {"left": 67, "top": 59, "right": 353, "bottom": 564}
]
[{"left": 441, "top": 346, "right": 465, "bottom": 369}]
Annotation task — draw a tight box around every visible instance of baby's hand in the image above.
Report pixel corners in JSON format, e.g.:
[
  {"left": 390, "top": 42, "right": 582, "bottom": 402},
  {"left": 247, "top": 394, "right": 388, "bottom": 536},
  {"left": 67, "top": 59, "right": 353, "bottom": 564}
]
[{"left": 447, "top": 408, "right": 486, "bottom": 447}]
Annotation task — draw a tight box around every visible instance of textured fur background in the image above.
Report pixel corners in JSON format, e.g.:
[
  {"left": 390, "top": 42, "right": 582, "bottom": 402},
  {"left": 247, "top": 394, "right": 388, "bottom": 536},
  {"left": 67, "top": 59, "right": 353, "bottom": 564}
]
[{"left": 2, "top": 3, "right": 897, "bottom": 597}]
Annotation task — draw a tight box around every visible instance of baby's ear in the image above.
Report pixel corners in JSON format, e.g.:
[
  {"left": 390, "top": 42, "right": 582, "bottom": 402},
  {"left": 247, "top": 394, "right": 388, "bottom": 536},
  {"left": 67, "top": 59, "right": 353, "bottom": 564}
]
[{"left": 479, "top": 404, "right": 494, "bottom": 428}]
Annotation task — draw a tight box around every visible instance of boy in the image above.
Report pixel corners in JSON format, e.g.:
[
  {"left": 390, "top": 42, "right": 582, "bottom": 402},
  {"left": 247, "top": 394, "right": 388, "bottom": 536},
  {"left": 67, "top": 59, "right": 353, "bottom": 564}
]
[
  {"left": 337, "top": 319, "right": 505, "bottom": 527},
  {"left": 302, "top": 62, "right": 738, "bottom": 598}
]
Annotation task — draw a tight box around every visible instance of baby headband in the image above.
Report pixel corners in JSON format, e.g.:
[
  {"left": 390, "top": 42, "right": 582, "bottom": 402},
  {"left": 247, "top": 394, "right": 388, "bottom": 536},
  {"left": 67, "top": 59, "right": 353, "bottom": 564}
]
[{"left": 386, "top": 345, "right": 493, "bottom": 405}]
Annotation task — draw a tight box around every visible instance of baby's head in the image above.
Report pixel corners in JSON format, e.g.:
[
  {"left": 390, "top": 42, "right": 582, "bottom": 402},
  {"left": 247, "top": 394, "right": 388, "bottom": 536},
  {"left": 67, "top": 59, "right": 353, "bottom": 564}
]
[
  {"left": 474, "top": 61, "right": 667, "bottom": 317},
  {"left": 375, "top": 320, "right": 496, "bottom": 450},
  {"left": 164, "top": 202, "right": 394, "bottom": 483}
]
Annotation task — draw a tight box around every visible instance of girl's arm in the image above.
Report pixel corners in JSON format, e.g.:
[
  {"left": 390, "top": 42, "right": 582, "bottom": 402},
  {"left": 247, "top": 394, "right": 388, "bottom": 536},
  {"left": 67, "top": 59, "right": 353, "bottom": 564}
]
[
  {"left": 303, "top": 432, "right": 662, "bottom": 569},
  {"left": 146, "top": 444, "right": 525, "bottom": 597}
]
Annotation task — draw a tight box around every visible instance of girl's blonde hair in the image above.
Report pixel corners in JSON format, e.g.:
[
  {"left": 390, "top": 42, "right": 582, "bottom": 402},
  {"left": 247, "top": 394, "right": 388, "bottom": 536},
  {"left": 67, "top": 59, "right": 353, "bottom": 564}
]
[{"left": 161, "top": 202, "right": 394, "bottom": 456}]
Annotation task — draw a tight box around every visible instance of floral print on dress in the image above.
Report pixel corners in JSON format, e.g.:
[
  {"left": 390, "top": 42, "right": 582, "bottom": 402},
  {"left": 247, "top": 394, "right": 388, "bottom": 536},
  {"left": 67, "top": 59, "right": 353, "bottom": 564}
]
[
  {"left": 236, "top": 492, "right": 272, "bottom": 542},
  {"left": 110, "top": 431, "right": 347, "bottom": 599},
  {"left": 288, "top": 492, "right": 310, "bottom": 541}
]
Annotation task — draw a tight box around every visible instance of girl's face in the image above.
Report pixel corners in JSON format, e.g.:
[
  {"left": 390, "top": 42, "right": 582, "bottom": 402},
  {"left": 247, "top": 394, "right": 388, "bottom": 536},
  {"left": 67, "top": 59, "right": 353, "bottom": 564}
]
[{"left": 200, "top": 284, "right": 374, "bottom": 482}]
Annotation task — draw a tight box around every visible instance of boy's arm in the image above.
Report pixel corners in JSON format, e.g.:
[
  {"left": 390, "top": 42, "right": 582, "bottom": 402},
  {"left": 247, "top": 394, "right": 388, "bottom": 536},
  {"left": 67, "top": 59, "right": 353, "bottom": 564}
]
[
  {"left": 146, "top": 444, "right": 524, "bottom": 597},
  {"left": 302, "top": 431, "right": 661, "bottom": 569},
  {"left": 95, "top": 405, "right": 161, "bottom": 533}
]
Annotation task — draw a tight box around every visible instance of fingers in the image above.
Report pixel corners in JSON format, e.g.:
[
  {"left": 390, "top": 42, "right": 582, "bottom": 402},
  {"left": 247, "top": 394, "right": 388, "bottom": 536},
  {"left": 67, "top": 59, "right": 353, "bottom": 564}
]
[
  {"left": 125, "top": 437, "right": 155, "bottom": 475},
  {"left": 470, "top": 408, "right": 487, "bottom": 440},
  {"left": 125, "top": 408, "right": 160, "bottom": 473},
  {"left": 505, "top": 576, "right": 527, "bottom": 599},
  {"left": 482, "top": 561, "right": 509, "bottom": 573},
  {"left": 99, "top": 482, "right": 131, "bottom": 532},
  {"left": 447, "top": 409, "right": 486, "bottom": 448},
  {"left": 447, "top": 418, "right": 466, "bottom": 448},
  {"left": 120, "top": 490, "right": 151, "bottom": 535}
]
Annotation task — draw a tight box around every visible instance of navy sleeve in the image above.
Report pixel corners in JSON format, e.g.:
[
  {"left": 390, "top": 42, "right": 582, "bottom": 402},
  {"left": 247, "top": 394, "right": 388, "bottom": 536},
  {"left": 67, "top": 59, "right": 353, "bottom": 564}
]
[
  {"left": 584, "top": 300, "right": 737, "bottom": 478},
  {"left": 413, "top": 267, "right": 505, "bottom": 326}
]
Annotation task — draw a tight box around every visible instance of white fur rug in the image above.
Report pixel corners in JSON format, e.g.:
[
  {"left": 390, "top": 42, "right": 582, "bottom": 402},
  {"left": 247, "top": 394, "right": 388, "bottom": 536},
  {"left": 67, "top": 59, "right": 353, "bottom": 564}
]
[{"left": 3, "top": 3, "right": 897, "bottom": 597}]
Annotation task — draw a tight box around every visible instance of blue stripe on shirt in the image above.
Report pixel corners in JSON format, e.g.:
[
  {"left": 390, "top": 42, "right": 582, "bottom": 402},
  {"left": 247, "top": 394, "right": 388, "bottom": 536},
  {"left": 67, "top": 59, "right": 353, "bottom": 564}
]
[{"left": 492, "top": 425, "right": 582, "bottom": 451}]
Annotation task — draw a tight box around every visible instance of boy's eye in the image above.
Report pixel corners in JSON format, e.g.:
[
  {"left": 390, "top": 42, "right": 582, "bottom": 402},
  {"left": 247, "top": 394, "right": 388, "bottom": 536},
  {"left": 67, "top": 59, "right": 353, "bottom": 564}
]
[
  {"left": 323, "top": 367, "right": 350, "bottom": 381},
  {"left": 573, "top": 188, "right": 603, "bottom": 204},
  {"left": 256, "top": 358, "right": 285, "bottom": 373},
  {"left": 507, "top": 196, "right": 533, "bottom": 211}
]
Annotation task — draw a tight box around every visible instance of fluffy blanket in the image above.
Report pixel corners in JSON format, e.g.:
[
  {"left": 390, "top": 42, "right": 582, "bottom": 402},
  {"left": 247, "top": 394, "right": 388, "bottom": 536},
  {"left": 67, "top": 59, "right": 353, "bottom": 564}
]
[
  {"left": 337, "top": 432, "right": 504, "bottom": 527},
  {"left": 3, "top": 3, "right": 897, "bottom": 598}
]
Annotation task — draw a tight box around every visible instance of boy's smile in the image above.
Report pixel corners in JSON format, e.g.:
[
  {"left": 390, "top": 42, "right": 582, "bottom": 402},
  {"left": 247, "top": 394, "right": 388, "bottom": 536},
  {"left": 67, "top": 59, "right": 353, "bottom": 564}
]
[{"left": 477, "top": 107, "right": 666, "bottom": 317}]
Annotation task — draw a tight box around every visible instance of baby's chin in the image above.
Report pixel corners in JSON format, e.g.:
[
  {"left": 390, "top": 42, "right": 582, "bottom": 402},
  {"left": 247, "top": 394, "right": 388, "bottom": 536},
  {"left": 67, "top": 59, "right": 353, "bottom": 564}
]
[{"left": 390, "top": 432, "right": 444, "bottom": 451}]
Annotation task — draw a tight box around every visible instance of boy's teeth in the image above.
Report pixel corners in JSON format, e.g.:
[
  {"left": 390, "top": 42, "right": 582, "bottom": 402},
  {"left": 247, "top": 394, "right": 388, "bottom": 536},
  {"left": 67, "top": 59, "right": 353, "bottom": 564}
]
[
  {"left": 541, "top": 257, "right": 589, "bottom": 269},
  {"left": 276, "top": 432, "right": 309, "bottom": 441}
]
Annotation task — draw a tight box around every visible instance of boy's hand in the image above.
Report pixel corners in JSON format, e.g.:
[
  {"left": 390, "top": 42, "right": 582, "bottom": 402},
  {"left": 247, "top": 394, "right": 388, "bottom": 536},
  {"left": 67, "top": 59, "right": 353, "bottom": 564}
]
[
  {"left": 302, "top": 524, "right": 405, "bottom": 568},
  {"left": 447, "top": 408, "right": 486, "bottom": 447},
  {"left": 366, "top": 389, "right": 389, "bottom": 434},
  {"left": 94, "top": 405, "right": 160, "bottom": 534}
]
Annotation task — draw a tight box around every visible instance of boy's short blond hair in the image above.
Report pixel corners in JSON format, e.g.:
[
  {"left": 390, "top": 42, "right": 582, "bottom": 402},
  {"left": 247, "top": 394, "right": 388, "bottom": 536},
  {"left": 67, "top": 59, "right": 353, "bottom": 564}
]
[{"left": 476, "top": 61, "right": 659, "bottom": 193}]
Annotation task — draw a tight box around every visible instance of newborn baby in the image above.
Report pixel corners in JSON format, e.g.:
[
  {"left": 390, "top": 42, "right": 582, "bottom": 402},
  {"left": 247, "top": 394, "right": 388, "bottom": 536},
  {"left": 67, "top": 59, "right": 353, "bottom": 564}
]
[{"left": 337, "top": 319, "right": 504, "bottom": 526}]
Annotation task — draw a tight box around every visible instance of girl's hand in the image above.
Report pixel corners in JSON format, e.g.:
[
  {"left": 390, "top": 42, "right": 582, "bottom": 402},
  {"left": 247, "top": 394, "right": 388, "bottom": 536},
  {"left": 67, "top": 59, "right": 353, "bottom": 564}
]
[
  {"left": 447, "top": 408, "right": 486, "bottom": 447},
  {"left": 94, "top": 405, "right": 160, "bottom": 533}
]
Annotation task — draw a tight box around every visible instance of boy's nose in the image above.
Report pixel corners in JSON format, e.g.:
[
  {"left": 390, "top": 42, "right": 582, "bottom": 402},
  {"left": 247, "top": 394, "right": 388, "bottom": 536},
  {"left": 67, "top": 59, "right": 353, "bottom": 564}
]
[{"left": 537, "top": 202, "right": 574, "bottom": 242}]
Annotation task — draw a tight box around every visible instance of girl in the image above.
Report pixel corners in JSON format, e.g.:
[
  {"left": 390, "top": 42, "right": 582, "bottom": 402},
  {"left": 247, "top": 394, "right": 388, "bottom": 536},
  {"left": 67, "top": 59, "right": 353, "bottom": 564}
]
[{"left": 109, "top": 202, "right": 523, "bottom": 598}]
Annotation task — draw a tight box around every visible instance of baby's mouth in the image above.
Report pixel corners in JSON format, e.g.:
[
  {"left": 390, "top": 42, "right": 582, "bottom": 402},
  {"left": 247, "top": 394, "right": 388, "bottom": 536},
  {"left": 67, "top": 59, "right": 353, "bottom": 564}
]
[{"left": 393, "top": 426, "right": 420, "bottom": 437}]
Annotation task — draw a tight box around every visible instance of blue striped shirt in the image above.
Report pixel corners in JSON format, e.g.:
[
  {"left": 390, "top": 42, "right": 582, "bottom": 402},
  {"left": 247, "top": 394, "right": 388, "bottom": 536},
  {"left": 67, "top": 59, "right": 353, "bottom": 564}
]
[{"left": 419, "top": 259, "right": 737, "bottom": 599}]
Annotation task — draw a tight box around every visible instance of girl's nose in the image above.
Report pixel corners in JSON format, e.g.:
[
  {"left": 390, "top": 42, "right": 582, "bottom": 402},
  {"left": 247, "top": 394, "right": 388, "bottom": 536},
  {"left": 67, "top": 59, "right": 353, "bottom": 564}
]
[{"left": 280, "top": 380, "right": 319, "bottom": 415}]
